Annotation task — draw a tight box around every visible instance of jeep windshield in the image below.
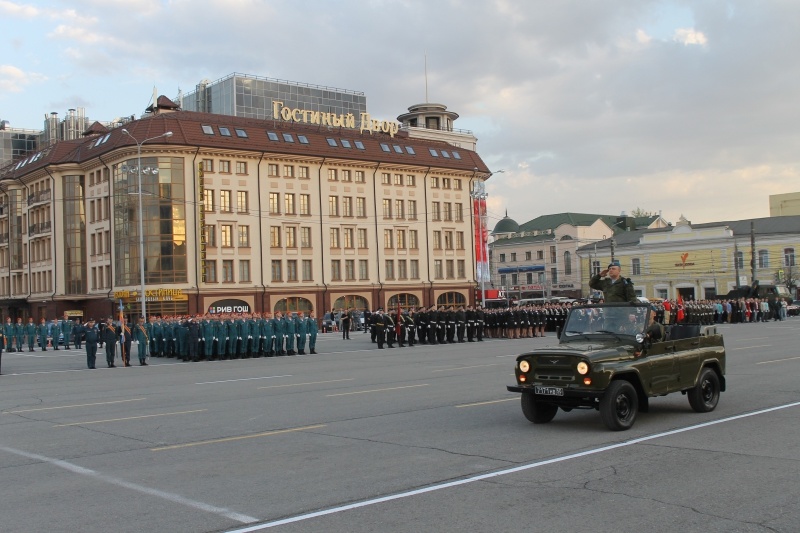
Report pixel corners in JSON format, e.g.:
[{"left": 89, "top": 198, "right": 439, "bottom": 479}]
[{"left": 562, "top": 303, "right": 650, "bottom": 338}]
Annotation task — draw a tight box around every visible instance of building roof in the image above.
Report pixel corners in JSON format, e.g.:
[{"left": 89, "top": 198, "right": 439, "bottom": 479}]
[
  {"left": 492, "top": 214, "right": 520, "bottom": 235},
  {"left": 0, "top": 98, "right": 490, "bottom": 181},
  {"left": 518, "top": 212, "right": 659, "bottom": 234}
]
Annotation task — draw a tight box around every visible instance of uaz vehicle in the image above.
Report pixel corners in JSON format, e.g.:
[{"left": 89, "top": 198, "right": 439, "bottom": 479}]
[{"left": 507, "top": 302, "right": 726, "bottom": 431}]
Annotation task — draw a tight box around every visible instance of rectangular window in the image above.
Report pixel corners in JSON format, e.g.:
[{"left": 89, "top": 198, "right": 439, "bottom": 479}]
[
  {"left": 385, "top": 260, "right": 395, "bottom": 279},
  {"left": 343, "top": 197, "right": 353, "bottom": 217},
  {"left": 359, "top": 259, "right": 369, "bottom": 280},
  {"left": 443, "top": 178, "right": 451, "bottom": 189},
  {"left": 381, "top": 172, "right": 391, "bottom": 185},
  {"left": 430, "top": 176, "right": 439, "bottom": 188},
  {"left": 331, "top": 260, "right": 341, "bottom": 280},
  {"left": 525, "top": 251, "right": 532, "bottom": 260},
  {"left": 268, "top": 163, "right": 279, "bottom": 176},
  {"left": 446, "top": 260, "right": 455, "bottom": 279},
  {"left": 443, "top": 202, "right": 452, "bottom": 221},
  {"left": 298, "top": 166, "right": 309, "bottom": 178},
  {"left": 299, "top": 194, "right": 310, "bottom": 215},
  {"left": 356, "top": 197, "right": 366, "bottom": 217},
  {"left": 444, "top": 231, "right": 453, "bottom": 250},
  {"left": 511, "top": 252, "right": 517, "bottom": 262},
  {"left": 341, "top": 170, "right": 352, "bottom": 182},
  {"left": 499, "top": 253, "right": 506, "bottom": 263},
  {"left": 551, "top": 267, "right": 558, "bottom": 284},
  {"left": 271, "top": 260, "right": 282, "bottom": 282},
  {"left": 236, "top": 161, "right": 247, "bottom": 174},
  {"left": 343, "top": 227, "right": 354, "bottom": 249},
  {"left": 785, "top": 248, "right": 796, "bottom": 267},
  {"left": 302, "top": 260, "right": 313, "bottom": 281},
  {"left": 330, "top": 228, "right": 340, "bottom": 248},
  {"left": 329, "top": 196, "right": 339, "bottom": 216},
  {"left": 456, "top": 231, "right": 464, "bottom": 250},
  {"left": 434, "top": 260, "right": 443, "bottom": 279},
  {"left": 454, "top": 179, "right": 462, "bottom": 190},
  {"left": 238, "top": 225, "right": 250, "bottom": 247},
  {"left": 237, "top": 191, "right": 249, "bottom": 213},
  {"left": 457, "top": 260, "right": 465, "bottom": 278},
  {"left": 270, "top": 226, "right": 281, "bottom": 247},
  {"left": 284, "top": 193, "right": 296, "bottom": 215},
  {"left": 286, "top": 260, "right": 298, "bottom": 281},
  {"left": 220, "top": 190, "right": 232, "bottom": 212},
  {"left": 358, "top": 228, "right": 368, "bottom": 248},
  {"left": 384, "top": 229, "right": 393, "bottom": 248},
  {"left": 410, "top": 260, "right": 419, "bottom": 279},
  {"left": 202, "top": 159, "right": 213, "bottom": 172},
  {"left": 203, "top": 189, "right": 215, "bottom": 211},
  {"left": 222, "top": 260, "right": 234, "bottom": 282},
  {"left": 382, "top": 199, "right": 392, "bottom": 218},
  {"left": 396, "top": 229, "right": 406, "bottom": 249},
  {"left": 398, "top": 260, "right": 407, "bottom": 279},
  {"left": 455, "top": 203, "right": 463, "bottom": 222},
  {"left": 221, "top": 224, "right": 233, "bottom": 247},
  {"left": 345, "top": 259, "right": 356, "bottom": 281},
  {"left": 409, "top": 230, "right": 418, "bottom": 249},
  {"left": 283, "top": 165, "right": 294, "bottom": 178},
  {"left": 550, "top": 246, "right": 557, "bottom": 263},
  {"left": 269, "top": 192, "right": 280, "bottom": 214},
  {"left": 631, "top": 258, "right": 641, "bottom": 275},
  {"left": 395, "top": 199, "right": 404, "bottom": 219},
  {"left": 239, "top": 260, "right": 251, "bottom": 282},
  {"left": 301, "top": 227, "right": 312, "bottom": 248},
  {"left": 205, "top": 261, "right": 217, "bottom": 282},
  {"left": 537, "top": 250, "right": 544, "bottom": 260},
  {"left": 219, "top": 160, "right": 231, "bottom": 173},
  {"left": 433, "top": 231, "right": 442, "bottom": 250},
  {"left": 406, "top": 174, "right": 416, "bottom": 186},
  {"left": 408, "top": 200, "right": 417, "bottom": 220},
  {"left": 592, "top": 260, "right": 601, "bottom": 276},
  {"left": 285, "top": 226, "right": 297, "bottom": 248},
  {"left": 431, "top": 202, "right": 440, "bottom": 220},
  {"left": 394, "top": 173, "right": 403, "bottom": 186},
  {"left": 328, "top": 169, "right": 338, "bottom": 181}
]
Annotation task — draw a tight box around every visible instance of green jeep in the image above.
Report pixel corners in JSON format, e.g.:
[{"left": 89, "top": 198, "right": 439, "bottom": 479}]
[{"left": 507, "top": 303, "right": 726, "bottom": 431}]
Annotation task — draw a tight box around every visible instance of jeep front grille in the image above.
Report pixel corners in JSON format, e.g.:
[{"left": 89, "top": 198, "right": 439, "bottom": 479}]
[{"left": 534, "top": 373, "right": 575, "bottom": 382}]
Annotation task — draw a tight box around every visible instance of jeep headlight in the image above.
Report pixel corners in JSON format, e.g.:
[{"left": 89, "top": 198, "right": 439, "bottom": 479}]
[
  {"left": 577, "top": 361, "right": 589, "bottom": 375},
  {"left": 519, "top": 360, "right": 530, "bottom": 373}
]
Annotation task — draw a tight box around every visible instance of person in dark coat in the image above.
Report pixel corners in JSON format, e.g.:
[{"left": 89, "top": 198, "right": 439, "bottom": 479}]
[
  {"left": 121, "top": 318, "right": 133, "bottom": 367},
  {"left": 101, "top": 317, "right": 120, "bottom": 368},
  {"left": 186, "top": 318, "right": 200, "bottom": 361},
  {"left": 83, "top": 319, "right": 100, "bottom": 369}
]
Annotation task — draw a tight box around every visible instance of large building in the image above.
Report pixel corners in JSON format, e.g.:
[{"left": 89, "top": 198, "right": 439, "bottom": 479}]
[
  {"left": 769, "top": 192, "right": 800, "bottom": 217},
  {"left": 0, "top": 96, "right": 489, "bottom": 321}
]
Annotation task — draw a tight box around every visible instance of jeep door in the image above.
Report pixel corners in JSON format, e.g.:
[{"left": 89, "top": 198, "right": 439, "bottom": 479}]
[{"left": 641, "top": 341, "right": 680, "bottom": 395}]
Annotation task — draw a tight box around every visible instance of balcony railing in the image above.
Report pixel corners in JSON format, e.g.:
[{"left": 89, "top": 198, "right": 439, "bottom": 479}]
[
  {"left": 28, "top": 220, "right": 52, "bottom": 237},
  {"left": 27, "top": 189, "right": 52, "bottom": 206}
]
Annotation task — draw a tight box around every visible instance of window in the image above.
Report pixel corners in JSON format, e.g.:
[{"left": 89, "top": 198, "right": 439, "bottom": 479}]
[
  {"left": 355, "top": 170, "right": 365, "bottom": 183},
  {"left": 301, "top": 227, "right": 312, "bottom": 248},
  {"left": 331, "top": 260, "right": 341, "bottom": 280},
  {"left": 282, "top": 133, "right": 295, "bottom": 143},
  {"left": 283, "top": 165, "right": 294, "bottom": 177},
  {"left": 443, "top": 178, "right": 451, "bottom": 189},
  {"left": 382, "top": 199, "right": 392, "bottom": 218},
  {"left": 527, "top": 273, "right": 533, "bottom": 284},
  {"left": 393, "top": 145, "right": 403, "bottom": 154},
  {"left": 220, "top": 190, "right": 231, "bottom": 212},
  {"left": 202, "top": 125, "right": 214, "bottom": 135},
  {"left": 410, "top": 260, "right": 419, "bottom": 279},
  {"left": 384, "top": 229, "right": 393, "bottom": 248},
  {"left": 499, "top": 253, "right": 506, "bottom": 263},
  {"left": 396, "top": 229, "right": 406, "bottom": 249},
  {"left": 433, "top": 231, "right": 442, "bottom": 250},
  {"left": 203, "top": 189, "right": 215, "bottom": 211},
  {"left": 382, "top": 172, "right": 391, "bottom": 185},
  {"left": 235, "top": 161, "right": 246, "bottom": 174},
  {"left": 359, "top": 259, "right": 369, "bottom": 280},
  {"left": 358, "top": 228, "right": 368, "bottom": 248},
  {"left": 511, "top": 252, "right": 517, "bottom": 262},
  {"left": 385, "top": 260, "right": 395, "bottom": 279},
  {"left": 345, "top": 259, "right": 356, "bottom": 280},
  {"left": 235, "top": 129, "right": 248, "bottom": 138},
  {"left": 511, "top": 273, "right": 518, "bottom": 285},
  {"left": 444, "top": 231, "right": 453, "bottom": 250},
  {"left": 287, "top": 260, "right": 298, "bottom": 281},
  {"left": 328, "top": 169, "right": 338, "bottom": 181},
  {"left": 564, "top": 251, "right": 572, "bottom": 275},
  {"left": 269, "top": 192, "right": 280, "bottom": 214},
  {"left": 268, "top": 163, "right": 279, "bottom": 176},
  {"left": 330, "top": 228, "right": 340, "bottom": 248},
  {"left": 222, "top": 260, "right": 234, "bottom": 282},
  {"left": 219, "top": 127, "right": 231, "bottom": 137},
  {"left": 457, "top": 260, "right": 465, "bottom": 278},
  {"left": 409, "top": 230, "right": 418, "bottom": 249},
  {"left": 341, "top": 140, "right": 352, "bottom": 148},
  {"left": 525, "top": 251, "right": 532, "bottom": 260},
  {"left": 454, "top": 179, "right": 462, "bottom": 190},
  {"left": 406, "top": 175, "right": 416, "bottom": 186},
  {"left": 237, "top": 191, "right": 249, "bottom": 213},
  {"left": 456, "top": 231, "right": 464, "bottom": 250},
  {"left": 204, "top": 225, "right": 216, "bottom": 247},
  {"left": 735, "top": 251, "right": 744, "bottom": 269},
  {"left": 329, "top": 196, "right": 339, "bottom": 216},
  {"left": 285, "top": 193, "right": 296, "bottom": 215},
  {"left": 270, "top": 226, "right": 281, "bottom": 247},
  {"left": 202, "top": 159, "right": 213, "bottom": 172},
  {"left": 395, "top": 199, "right": 404, "bottom": 219},
  {"left": 239, "top": 260, "right": 251, "bottom": 282},
  {"left": 431, "top": 202, "right": 441, "bottom": 220},
  {"left": 784, "top": 248, "right": 795, "bottom": 267},
  {"left": 299, "top": 166, "right": 309, "bottom": 178},
  {"left": 205, "top": 261, "right": 217, "bottom": 282},
  {"left": 592, "top": 260, "right": 601, "bottom": 276},
  {"left": 343, "top": 227, "right": 354, "bottom": 248},
  {"left": 356, "top": 197, "right": 366, "bottom": 217},
  {"left": 442, "top": 203, "right": 452, "bottom": 221},
  {"left": 429, "top": 149, "right": 439, "bottom": 158},
  {"left": 298, "top": 135, "right": 309, "bottom": 144},
  {"left": 537, "top": 250, "right": 544, "bottom": 260},
  {"left": 394, "top": 174, "right": 403, "bottom": 185},
  {"left": 631, "top": 258, "right": 641, "bottom": 276},
  {"left": 500, "top": 274, "right": 507, "bottom": 286},
  {"left": 221, "top": 224, "right": 232, "bottom": 247},
  {"left": 550, "top": 267, "right": 558, "bottom": 284},
  {"left": 271, "top": 260, "right": 282, "bottom": 281},
  {"left": 343, "top": 197, "right": 353, "bottom": 217},
  {"left": 219, "top": 160, "right": 231, "bottom": 173},
  {"left": 758, "top": 249, "right": 769, "bottom": 268},
  {"left": 434, "top": 260, "right": 443, "bottom": 279},
  {"left": 398, "top": 260, "right": 407, "bottom": 279},
  {"left": 285, "top": 227, "right": 296, "bottom": 248},
  {"left": 267, "top": 131, "right": 279, "bottom": 141},
  {"left": 430, "top": 177, "right": 439, "bottom": 188},
  {"left": 302, "top": 260, "right": 313, "bottom": 281},
  {"left": 238, "top": 225, "right": 250, "bottom": 247},
  {"left": 327, "top": 138, "right": 338, "bottom": 147},
  {"left": 299, "top": 194, "right": 310, "bottom": 215},
  {"left": 550, "top": 246, "right": 557, "bottom": 263},
  {"left": 455, "top": 203, "right": 463, "bottom": 222},
  {"left": 342, "top": 170, "right": 352, "bottom": 182},
  {"left": 380, "top": 143, "right": 391, "bottom": 153},
  {"left": 354, "top": 140, "right": 365, "bottom": 150},
  {"left": 408, "top": 200, "right": 417, "bottom": 220}
]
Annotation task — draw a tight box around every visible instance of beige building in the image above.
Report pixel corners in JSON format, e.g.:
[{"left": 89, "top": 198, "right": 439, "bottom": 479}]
[
  {"left": 769, "top": 192, "right": 800, "bottom": 216},
  {"left": 0, "top": 96, "right": 489, "bottom": 320}
]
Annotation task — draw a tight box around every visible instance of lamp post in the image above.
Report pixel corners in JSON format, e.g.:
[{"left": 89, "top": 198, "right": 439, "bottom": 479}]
[{"left": 120, "top": 129, "right": 172, "bottom": 320}]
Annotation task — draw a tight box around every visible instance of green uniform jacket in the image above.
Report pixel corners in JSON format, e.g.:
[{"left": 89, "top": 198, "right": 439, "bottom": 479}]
[{"left": 589, "top": 274, "right": 638, "bottom": 303}]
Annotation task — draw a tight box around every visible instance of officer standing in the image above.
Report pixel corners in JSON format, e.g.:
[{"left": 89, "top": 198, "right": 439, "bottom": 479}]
[
  {"left": 72, "top": 318, "right": 83, "bottom": 349},
  {"left": 25, "top": 317, "right": 37, "bottom": 352},
  {"left": 307, "top": 310, "right": 319, "bottom": 354},
  {"left": 61, "top": 314, "right": 73, "bottom": 350},
  {"left": 589, "top": 260, "right": 637, "bottom": 303},
  {"left": 37, "top": 318, "right": 49, "bottom": 351},
  {"left": 121, "top": 318, "right": 133, "bottom": 367},
  {"left": 101, "top": 317, "right": 119, "bottom": 368},
  {"left": 134, "top": 317, "right": 149, "bottom": 365},
  {"left": 373, "top": 310, "right": 385, "bottom": 349},
  {"left": 15, "top": 317, "right": 25, "bottom": 352},
  {"left": 296, "top": 311, "right": 308, "bottom": 355},
  {"left": 83, "top": 319, "right": 100, "bottom": 369}
]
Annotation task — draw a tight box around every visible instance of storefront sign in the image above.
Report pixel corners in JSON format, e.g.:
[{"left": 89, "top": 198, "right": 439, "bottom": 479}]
[
  {"left": 272, "top": 101, "right": 400, "bottom": 137},
  {"left": 113, "top": 288, "right": 188, "bottom": 302},
  {"left": 64, "top": 310, "right": 83, "bottom": 317},
  {"left": 208, "top": 299, "right": 251, "bottom": 314}
]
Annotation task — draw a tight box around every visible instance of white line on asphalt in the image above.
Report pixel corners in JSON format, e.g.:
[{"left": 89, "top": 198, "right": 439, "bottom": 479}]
[
  {"left": 5, "top": 353, "right": 81, "bottom": 358},
  {"left": 53, "top": 409, "right": 207, "bottom": 427},
  {"left": 756, "top": 355, "right": 800, "bottom": 365},
  {"left": 0, "top": 445, "right": 258, "bottom": 524},
  {"left": 455, "top": 398, "right": 517, "bottom": 408},
  {"left": 326, "top": 384, "right": 429, "bottom": 397},
  {"left": 4, "top": 398, "right": 147, "bottom": 414},
  {"left": 195, "top": 375, "right": 292, "bottom": 385},
  {"left": 431, "top": 363, "right": 506, "bottom": 372},
  {"left": 257, "top": 379, "right": 355, "bottom": 389},
  {"left": 223, "top": 401, "right": 800, "bottom": 532},
  {"left": 495, "top": 354, "right": 520, "bottom": 358},
  {"left": 730, "top": 345, "right": 772, "bottom": 351}
]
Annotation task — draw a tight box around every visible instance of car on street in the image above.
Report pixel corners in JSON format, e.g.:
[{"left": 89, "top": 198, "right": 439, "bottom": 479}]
[
  {"left": 787, "top": 300, "right": 800, "bottom": 316},
  {"left": 507, "top": 302, "right": 726, "bottom": 431}
]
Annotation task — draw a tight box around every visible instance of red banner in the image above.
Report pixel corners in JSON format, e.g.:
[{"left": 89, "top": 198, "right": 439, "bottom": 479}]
[{"left": 473, "top": 197, "right": 489, "bottom": 282}]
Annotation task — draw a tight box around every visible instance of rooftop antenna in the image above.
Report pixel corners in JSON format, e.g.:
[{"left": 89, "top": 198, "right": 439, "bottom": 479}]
[{"left": 424, "top": 52, "right": 429, "bottom": 103}]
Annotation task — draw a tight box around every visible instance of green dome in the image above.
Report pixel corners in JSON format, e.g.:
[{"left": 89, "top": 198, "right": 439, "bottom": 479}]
[{"left": 492, "top": 214, "right": 519, "bottom": 235}]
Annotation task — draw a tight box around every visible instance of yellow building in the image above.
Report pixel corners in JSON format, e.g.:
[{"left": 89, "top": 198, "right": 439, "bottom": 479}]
[{"left": 769, "top": 192, "right": 800, "bottom": 216}]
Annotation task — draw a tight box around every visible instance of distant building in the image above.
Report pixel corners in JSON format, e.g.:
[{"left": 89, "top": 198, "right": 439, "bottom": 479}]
[{"left": 769, "top": 192, "right": 800, "bottom": 217}]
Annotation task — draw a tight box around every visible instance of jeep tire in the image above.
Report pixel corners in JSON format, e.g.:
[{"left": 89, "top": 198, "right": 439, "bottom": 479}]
[
  {"left": 600, "top": 380, "right": 638, "bottom": 431},
  {"left": 521, "top": 394, "right": 558, "bottom": 424},
  {"left": 688, "top": 367, "right": 720, "bottom": 413}
]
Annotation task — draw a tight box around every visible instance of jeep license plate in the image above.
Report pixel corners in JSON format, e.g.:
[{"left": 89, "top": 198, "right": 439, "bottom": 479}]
[{"left": 535, "top": 386, "right": 564, "bottom": 396}]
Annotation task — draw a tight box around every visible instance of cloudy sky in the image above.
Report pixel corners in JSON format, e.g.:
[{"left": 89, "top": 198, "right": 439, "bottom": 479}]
[{"left": 2, "top": 0, "right": 799, "bottom": 228}]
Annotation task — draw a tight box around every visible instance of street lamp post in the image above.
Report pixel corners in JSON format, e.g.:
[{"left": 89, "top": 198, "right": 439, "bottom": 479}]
[{"left": 120, "top": 129, "right": 172, "bottom": 320}]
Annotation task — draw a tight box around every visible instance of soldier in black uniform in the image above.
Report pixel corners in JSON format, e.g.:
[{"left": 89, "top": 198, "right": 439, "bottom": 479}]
[
  {"left": 373, "top": 311, "right": 385, "bottom": 349},
  {"left": 465, "top": 305, "right": 476, "bottom": 342},
  {"left": 83, "top": 319, "right": 99, "bottom": 369},
  {"left": 405, "top": 310, "right": 416, "bottom": 347},
  {"left": 429, "top": 306, "right": 440, "bottom": 345},
  {"left": 101, "top": 317, "right": 120, "bottom": 368},
  {"left": 383, "top": 311, "right": 395, "bottom": 348},
  {"left": 476, "top": 306, "right": 485, "bottom": 341},
  {"left": 415, "top": 307, "right": 427, "bottom": 344},
  {"left": 455, "top": 306, "right": 466, "bottom": 342}
]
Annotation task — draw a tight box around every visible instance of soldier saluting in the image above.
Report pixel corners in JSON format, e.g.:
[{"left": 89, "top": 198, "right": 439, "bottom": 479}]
[{"left": 589, "top": 260, "right": 638, "bottom": 303}]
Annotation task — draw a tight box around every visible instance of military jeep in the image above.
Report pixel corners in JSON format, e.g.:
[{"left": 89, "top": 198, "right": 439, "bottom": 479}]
[{"left": 507, "top": 303, "right": 726, "bottom": 431}]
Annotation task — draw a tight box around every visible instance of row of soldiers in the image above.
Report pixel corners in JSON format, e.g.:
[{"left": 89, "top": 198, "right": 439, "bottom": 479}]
[
  {"left": 366, "top": 303, "right": 573, "bottom": 348},
  {"left": 2, "top": 316, "right": 84, "bottom": 352}
]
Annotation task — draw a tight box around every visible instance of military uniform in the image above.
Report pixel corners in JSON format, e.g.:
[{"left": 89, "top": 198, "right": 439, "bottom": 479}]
[{"left": 589, "top": 273, "right": 637, "bottom": 303}]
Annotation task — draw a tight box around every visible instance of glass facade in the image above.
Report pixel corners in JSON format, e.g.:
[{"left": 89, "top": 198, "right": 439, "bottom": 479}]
[
  {"left": 181, "top": 73, "right": 367, "bottom": 120},
  {"left": 0, "top": 130, "right": 39, "bottom": 168},
  {"left": 113, "top": 157, "right": 187, "bottom": 286},
  {"left": 63, "top": 175, "right": 86, "bottom": 294}
]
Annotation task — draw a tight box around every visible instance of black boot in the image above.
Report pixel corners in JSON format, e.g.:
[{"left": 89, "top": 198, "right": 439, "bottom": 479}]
[{"left": 310, "top": 349, "right": 317, "bottom": 354}]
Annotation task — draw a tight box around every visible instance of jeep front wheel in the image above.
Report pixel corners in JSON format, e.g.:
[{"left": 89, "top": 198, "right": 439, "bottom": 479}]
[
  {"left": 600, "top": 380, "right": 638, "bottom": 431},
  {"left": 521, "top": 394, "right": 558, "bottom": 424},
  {"left": 688, "top": 368, "right": 720, "bottom": 413}
]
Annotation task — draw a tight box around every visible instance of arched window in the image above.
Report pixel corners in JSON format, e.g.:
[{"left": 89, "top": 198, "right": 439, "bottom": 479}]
[
  {"left": 387, "top": 293, "right": 419, "bottom": 309},
  {"left": 437, "top": 292, "right": 466, "bottom": 306},
  {"left": 785, "top": 248, "right": 796, "bottom": 267},
  {"left": 563, "top": 251, "right": 572, "bottom": 275},
  {"left": 274, "top": 297, "right": 313, "bottom": 313},
  {"left": 758, "top": 249, "right": 769, "bottom": 268},
  {"left": 333, "top": 295, "right": 369, "bottom": 310}
]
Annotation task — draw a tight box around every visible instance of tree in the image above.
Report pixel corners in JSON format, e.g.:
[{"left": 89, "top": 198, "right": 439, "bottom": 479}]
[
  {"left": 630, "top": 207, "right": 656, "bottom": 218},
  {"left": 775, "top": 264, "right": 797, "bottom": 293}
]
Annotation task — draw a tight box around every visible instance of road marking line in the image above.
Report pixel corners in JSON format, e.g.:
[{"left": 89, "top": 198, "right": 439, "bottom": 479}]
[
  {"left": 730, "top": 345, "right": 771, "bottom": 350},
  {"left": 432, "top": 363, "right": 505, "bottom": 372},
  {"left": 757, "top": 355, "right": 800, "bottom": 365},
  {"left": 4, "top": 398, "right": 147, "bottom": 414},
  {"left": 326, "top": 384, "right": 429, "bottom": 397},
  {"left": 0, "top": 445, "right": 257, "bottom": 524},
  {"left": 456, "top": 398, "right": 517, "bottom": 408},
  {"left": 257, "top": 379, "right": 355, "bottom": 389},
  {"left": 195, "top": 375, "right": 292, "bottom": 385},
  {"left": 495, "top": 354, "right": 520, "bottom": 358},
  {"left": 222, "top": 401, "right": 800, "bottom": 532},
  {"left": 53, "top": 409, "right": 207, "bottom": 427},
  {"left": 151, "top": 424, "right": 326, "bottom": 451}
]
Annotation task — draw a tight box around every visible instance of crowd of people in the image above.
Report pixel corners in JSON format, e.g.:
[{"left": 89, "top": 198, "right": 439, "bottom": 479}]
[{"left": 650, "top": 298, "right": 790, "bottom": 325}]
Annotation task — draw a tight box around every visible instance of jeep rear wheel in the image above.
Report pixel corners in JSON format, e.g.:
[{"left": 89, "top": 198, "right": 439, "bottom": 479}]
[
  {"left": 688, "top": 367, "right": 720, "bottom": 413},
  {"left": 600, "top": 380, "right": 638, "bottom": 431},
  {"left": 521, "top": 394, "right": 558, "bottom": 424}
]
